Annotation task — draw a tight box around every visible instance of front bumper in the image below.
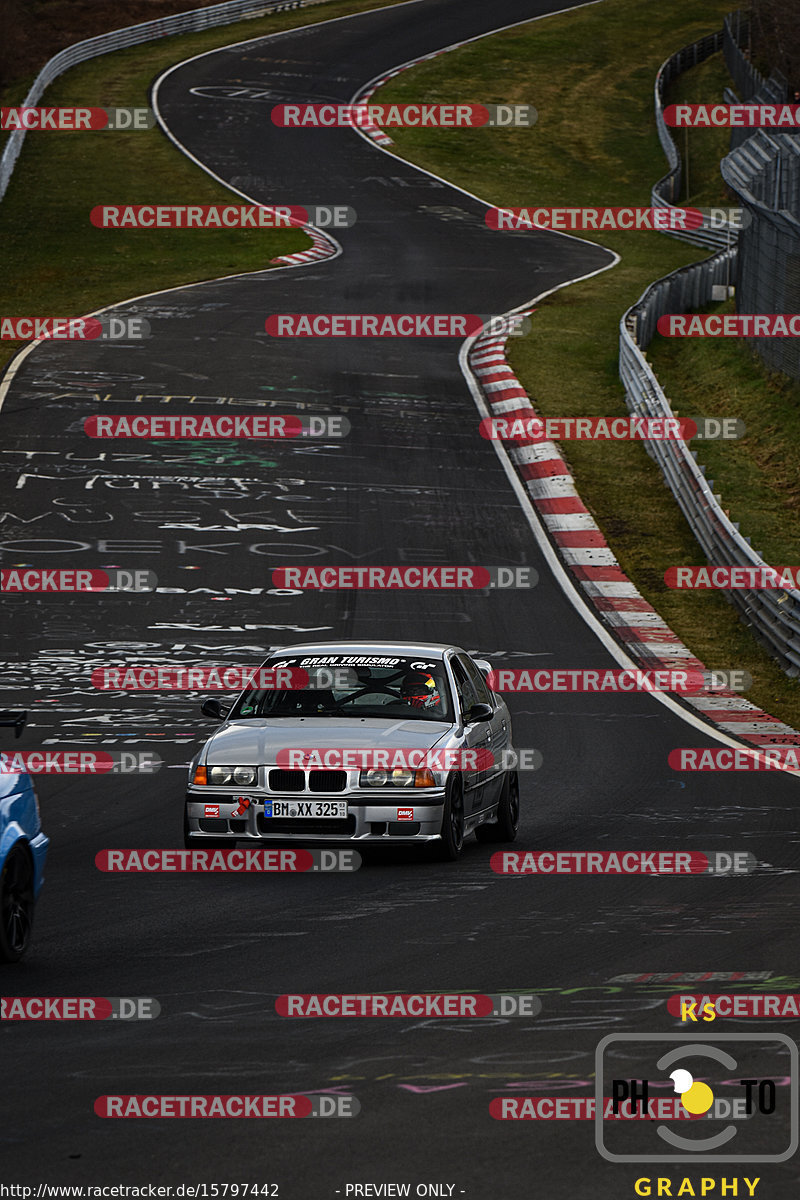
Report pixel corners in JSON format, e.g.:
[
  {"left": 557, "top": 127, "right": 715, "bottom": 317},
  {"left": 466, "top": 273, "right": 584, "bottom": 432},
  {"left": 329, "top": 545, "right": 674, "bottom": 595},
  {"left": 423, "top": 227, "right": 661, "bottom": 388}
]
[{"left": 185, "top": 789, "right": 446, "bottom": 843}]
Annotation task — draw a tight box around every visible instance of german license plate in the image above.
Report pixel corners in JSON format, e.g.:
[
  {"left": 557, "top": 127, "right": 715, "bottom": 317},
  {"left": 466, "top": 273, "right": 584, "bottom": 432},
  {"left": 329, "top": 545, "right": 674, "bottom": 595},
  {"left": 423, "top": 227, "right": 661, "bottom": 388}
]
[{"left": 265, "top": 800, "right": 347, "bottom": 819}]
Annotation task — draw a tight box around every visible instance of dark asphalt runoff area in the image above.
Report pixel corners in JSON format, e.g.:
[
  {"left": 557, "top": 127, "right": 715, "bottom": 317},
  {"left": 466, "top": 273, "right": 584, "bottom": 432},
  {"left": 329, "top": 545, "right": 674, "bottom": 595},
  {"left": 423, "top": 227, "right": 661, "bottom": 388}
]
[{"left": 2, "top": 0, "right": 800, "bottom": 1195}]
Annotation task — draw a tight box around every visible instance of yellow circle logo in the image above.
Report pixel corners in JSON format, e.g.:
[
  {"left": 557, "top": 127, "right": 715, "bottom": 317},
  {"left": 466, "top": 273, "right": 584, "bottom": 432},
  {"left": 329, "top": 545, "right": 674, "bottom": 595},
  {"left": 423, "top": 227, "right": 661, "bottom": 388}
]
[{"left": 670, "top": 1069, "right": 715, "bottom": 1115}]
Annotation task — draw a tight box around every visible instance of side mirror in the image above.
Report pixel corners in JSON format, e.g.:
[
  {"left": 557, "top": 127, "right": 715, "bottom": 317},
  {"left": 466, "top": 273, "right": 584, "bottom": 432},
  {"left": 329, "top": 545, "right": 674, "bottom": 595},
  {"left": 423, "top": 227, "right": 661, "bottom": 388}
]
[
  {"left": 0, "top": 710, "right": 27, "bottom": 738},
  {"left": 466, "top": 702, "right": 494, "bottom": 724},
  {"left": 201, "top": 698, "right": 230, "bottom": 721}
]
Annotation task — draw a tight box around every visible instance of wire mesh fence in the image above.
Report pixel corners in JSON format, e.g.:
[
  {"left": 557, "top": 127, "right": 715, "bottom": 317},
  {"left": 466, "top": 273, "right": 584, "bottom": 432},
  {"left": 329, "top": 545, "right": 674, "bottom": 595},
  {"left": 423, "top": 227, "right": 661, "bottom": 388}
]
[
  {"left": 723, "top": 9, "right": 788, "bottom": 150},
  {"left": 722, "top": 131, "right": 800, "bottom": 381}
]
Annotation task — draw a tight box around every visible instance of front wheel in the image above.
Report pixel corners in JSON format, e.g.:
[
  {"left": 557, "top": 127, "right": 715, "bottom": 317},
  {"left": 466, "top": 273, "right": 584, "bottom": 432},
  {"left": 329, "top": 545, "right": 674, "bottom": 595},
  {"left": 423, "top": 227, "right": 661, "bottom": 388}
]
[
  {"left": 437, "top": 778, "right": 465, "bottom": 861},
  {"left": 475, "top": 771, "right": 520, "bottom": 843},
  {"left": 0, "top": 843, "right": 35, "bottom": 963}
]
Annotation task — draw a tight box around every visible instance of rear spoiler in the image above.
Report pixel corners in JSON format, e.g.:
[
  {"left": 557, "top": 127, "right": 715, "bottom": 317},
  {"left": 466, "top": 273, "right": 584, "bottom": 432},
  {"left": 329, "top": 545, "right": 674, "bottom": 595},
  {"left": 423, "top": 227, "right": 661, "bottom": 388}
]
[{"left": 0, "top": 711, "right": 27, "bottom": 738}]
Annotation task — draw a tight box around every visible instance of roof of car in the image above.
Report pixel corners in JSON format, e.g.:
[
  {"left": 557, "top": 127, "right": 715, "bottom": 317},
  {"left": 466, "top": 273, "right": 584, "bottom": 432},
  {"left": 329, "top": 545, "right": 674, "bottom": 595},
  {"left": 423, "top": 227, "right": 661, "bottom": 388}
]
[{"left": 270, "top": 641, "right": 458, "bottom": 660}]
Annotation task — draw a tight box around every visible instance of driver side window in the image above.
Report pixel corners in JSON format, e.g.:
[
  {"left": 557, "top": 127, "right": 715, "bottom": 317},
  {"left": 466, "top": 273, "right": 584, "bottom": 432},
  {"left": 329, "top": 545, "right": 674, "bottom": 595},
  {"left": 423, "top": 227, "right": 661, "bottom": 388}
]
[
  {"left": 460, "top": 655, "right": 493, "bottom": 706},
  {"left": 450, "top": 658, "right": 479, "bottom": 721}
]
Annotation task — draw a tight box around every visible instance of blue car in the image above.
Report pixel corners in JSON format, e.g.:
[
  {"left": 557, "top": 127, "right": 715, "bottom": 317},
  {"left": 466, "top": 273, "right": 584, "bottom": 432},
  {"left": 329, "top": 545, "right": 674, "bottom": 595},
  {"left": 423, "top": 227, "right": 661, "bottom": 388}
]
[{"left": 0, "top": 712, "right": 49, "bottom": 963}]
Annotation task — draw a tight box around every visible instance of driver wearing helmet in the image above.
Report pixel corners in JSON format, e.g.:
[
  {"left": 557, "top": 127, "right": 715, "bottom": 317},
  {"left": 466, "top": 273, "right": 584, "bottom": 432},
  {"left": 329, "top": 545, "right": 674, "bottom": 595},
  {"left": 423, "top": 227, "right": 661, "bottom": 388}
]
[{"left": 400, "top": 670, "right": 441, "bottom": 711}]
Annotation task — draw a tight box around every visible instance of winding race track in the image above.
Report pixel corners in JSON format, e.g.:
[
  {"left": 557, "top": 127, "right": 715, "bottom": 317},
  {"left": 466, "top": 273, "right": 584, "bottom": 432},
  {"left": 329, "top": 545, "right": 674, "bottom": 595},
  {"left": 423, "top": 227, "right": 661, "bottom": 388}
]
[{"left": 2, "top": 0, "right": 800, "bottom": 1193}]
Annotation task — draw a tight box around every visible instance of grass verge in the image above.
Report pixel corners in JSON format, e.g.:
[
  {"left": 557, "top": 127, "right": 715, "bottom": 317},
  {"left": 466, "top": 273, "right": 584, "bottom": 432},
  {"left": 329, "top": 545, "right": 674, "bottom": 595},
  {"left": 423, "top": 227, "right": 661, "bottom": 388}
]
[
  {"left": 0, "top": 0, "right": 414, "bottom": 374},
  {"left": 372, "top": 0, "right": 800, "bottom": 726}
]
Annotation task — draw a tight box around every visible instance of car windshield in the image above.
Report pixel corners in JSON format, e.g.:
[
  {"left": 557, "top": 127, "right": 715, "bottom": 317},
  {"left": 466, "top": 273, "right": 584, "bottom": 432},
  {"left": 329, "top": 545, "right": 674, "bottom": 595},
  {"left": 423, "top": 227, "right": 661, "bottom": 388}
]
[{"left": 228, "top": 655, "right": 453, "bottom": 722}]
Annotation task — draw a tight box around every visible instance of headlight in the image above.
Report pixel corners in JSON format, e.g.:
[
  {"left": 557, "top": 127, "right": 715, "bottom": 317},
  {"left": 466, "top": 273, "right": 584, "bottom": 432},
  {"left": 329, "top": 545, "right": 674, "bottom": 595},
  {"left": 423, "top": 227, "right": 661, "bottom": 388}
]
[
  {"left": 206, "top": 765, "right": 258, "bottom": 786},
  {"left": 360, "top": 768, "right": 433, "bottom": 788},
  {"left": 363, "top": 768, "right": 388, "bottom": 786}
]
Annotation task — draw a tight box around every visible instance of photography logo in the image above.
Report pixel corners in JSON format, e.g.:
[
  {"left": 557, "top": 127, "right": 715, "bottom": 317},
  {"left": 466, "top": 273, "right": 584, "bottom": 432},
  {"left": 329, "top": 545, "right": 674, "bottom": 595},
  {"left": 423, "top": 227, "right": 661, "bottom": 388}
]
[{"left": 596, "top": 1033, "right": 798, "bottom": 1162}]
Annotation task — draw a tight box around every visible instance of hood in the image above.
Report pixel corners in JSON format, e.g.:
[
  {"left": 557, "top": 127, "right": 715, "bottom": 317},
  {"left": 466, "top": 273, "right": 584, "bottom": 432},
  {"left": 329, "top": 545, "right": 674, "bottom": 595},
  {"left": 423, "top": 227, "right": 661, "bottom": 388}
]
[{"left": 204, "top": 718, "right": 452, "bottom": 764}]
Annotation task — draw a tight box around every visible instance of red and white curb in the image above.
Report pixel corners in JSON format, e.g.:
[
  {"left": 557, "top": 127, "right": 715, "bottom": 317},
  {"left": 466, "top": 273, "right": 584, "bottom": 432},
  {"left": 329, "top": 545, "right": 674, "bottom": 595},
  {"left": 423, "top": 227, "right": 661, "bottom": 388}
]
[
  {"left": 468, "top": 316, "right": 800, "bottom": 750},
  {"left": 352, "top": 48, "right": 456, "bottom": 148},
  {"left": 349, "top": 85, "right": 395, "bottom": 147},
  {"left": 270, "top": 225, "right": 336, "bottom": 266}
]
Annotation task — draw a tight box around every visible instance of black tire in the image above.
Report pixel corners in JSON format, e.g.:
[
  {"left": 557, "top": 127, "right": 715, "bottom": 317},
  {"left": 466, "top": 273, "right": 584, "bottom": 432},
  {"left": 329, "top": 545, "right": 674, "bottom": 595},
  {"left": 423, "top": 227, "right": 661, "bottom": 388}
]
[
  {"left": 475, "top": 771, "right": 520, "bottom": 843},
  {"left": 0, "top": 843, "right": 35, "bottom": 963},
  {"left": 437, "top": 777, "right": 465, "bottom": 861}
]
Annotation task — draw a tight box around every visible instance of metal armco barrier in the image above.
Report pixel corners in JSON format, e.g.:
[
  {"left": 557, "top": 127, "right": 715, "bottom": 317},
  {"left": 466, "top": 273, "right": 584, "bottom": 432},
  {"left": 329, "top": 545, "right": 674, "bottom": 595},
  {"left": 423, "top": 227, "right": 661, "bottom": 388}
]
[
  {"left": 651, "top": 26, "right": 736, "bottom": 251},
  {"left": 649, "top": 10, "right": 786, "bottom": 252},
  {"left": 620, "top": 252, "right": 800, "bottom": 678},
  {"left": 0, "top": 0, "right": 331, "bottom": 204},
  {"left": 620, "top": 15, "right": 800, "bottom": 677}
]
